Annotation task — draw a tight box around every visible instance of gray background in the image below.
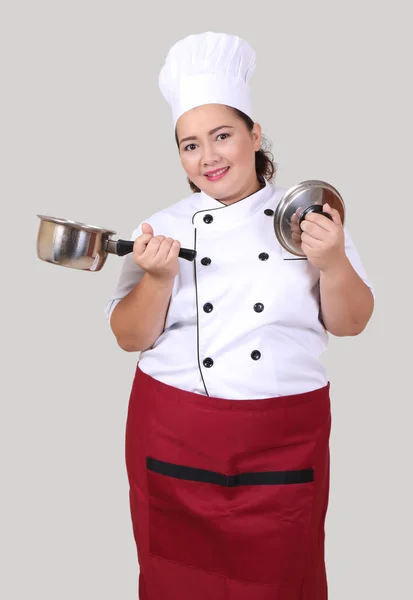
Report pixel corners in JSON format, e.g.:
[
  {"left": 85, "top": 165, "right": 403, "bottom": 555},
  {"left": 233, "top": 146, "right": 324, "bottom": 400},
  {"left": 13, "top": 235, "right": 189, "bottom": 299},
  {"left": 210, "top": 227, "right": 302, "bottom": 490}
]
[{"left": 1, "top": 1, "right": 411, "bottom": 598}]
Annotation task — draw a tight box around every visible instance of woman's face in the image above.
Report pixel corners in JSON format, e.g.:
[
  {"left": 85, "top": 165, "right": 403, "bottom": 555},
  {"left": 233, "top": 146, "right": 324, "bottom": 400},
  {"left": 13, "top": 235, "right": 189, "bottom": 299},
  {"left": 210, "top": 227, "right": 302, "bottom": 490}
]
[{"left": 176, "top": 104, "right": 262, "bottom": 203}]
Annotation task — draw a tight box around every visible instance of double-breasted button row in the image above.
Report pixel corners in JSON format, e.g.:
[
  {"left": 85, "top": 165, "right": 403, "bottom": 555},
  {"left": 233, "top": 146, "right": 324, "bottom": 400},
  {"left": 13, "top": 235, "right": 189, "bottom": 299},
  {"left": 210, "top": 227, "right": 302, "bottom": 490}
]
[
  {"left": 203, "top": 302, "right": 263, "bottom": 314},
  {"left": 251, "top": 210, "right": 268, "bottom": 360},
  {"left": 200, "top": 252, "right": 268, "bottom": 266},
  {"left": 204, "top": 207, "right": 272, "bottom": 224},
  {"left": 199, "top": 209, "right": 272, "bottom": 370},
  {"left": 203, "top": 352, "right": 261, "bottom": 367},
  {"left": 202, "top": 254, "right": 268, "bottom": 265}
]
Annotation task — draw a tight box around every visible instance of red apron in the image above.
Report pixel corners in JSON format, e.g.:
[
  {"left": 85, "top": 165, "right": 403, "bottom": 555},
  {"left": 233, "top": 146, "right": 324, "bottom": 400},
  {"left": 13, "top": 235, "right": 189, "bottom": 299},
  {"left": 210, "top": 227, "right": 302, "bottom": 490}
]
[{"left": 125, "top": 365, "right": 331, "bottom": 600}]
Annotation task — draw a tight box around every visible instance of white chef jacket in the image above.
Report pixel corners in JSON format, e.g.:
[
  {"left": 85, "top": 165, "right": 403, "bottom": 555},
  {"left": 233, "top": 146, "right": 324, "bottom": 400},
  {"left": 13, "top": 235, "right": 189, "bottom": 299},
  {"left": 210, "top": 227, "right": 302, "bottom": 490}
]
[{"left": 105, "top": 178, "right": 374, "bottom": 399}]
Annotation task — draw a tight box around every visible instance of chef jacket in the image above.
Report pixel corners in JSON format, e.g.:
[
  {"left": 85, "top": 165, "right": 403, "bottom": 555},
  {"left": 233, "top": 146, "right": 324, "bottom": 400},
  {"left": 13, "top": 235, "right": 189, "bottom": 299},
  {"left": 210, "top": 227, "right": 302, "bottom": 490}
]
[{"left": 105, "top": 178, "right": 374, "bottom": 400}]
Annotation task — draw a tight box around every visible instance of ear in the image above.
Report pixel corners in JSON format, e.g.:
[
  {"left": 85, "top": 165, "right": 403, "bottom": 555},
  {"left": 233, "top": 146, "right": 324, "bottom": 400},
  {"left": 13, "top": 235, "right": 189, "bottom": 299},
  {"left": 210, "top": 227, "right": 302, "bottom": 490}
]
[{"left": 251, "top": 122, "right": 262, "bottom": 151}]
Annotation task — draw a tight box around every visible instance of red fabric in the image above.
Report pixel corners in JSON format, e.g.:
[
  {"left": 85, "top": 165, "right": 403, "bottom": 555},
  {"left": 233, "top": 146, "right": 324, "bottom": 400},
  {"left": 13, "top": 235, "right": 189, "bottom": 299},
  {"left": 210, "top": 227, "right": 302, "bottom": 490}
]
[{"left": 125, "top": 365, "right": 331, "bottom": 599}]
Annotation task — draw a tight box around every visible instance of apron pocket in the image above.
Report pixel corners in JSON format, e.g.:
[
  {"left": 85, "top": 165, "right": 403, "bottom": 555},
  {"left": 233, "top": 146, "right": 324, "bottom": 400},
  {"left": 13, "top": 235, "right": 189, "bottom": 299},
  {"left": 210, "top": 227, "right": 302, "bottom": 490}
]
[{"left": 146, "top": 456, "right": 315, "bottom": 585}]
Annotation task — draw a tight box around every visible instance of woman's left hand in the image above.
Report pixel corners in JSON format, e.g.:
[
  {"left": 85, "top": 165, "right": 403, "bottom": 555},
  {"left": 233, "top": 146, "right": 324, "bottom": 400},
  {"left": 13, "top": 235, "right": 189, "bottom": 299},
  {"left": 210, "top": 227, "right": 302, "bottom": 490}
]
[{"left": 291, "top": 204, "right": 346, "bottom": 271}]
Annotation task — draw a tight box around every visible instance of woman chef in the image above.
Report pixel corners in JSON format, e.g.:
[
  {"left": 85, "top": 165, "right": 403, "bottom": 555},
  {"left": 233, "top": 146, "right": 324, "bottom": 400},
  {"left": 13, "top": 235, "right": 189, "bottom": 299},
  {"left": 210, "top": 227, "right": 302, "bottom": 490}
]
[{"left": 105, "top": 32, "right": 374, "bottom": 600}]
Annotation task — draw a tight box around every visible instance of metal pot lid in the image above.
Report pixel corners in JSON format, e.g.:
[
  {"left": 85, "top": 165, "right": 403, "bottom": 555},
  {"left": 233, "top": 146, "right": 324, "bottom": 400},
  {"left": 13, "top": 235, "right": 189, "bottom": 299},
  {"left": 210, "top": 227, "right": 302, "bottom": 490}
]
[
  {"left": 37, "top": 215, "right": 117, "bottom": 236},
  {"left": 273, "top": 180, "right": 346, "bottom": 257}
]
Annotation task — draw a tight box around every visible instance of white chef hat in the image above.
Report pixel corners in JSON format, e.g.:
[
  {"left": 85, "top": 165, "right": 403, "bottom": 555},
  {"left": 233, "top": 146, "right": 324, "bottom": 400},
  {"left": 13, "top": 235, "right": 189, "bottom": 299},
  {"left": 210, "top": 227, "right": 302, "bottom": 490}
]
[{"left": 159, "top": 32, "right": 256, "bottom": 127}]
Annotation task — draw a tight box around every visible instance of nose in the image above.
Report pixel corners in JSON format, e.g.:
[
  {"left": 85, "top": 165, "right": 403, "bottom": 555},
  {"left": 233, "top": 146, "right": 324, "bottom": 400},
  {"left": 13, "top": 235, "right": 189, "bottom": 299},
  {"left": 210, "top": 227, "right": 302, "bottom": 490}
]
[{"left": 201, "top": 142, "right": 221, "bottom": 166}]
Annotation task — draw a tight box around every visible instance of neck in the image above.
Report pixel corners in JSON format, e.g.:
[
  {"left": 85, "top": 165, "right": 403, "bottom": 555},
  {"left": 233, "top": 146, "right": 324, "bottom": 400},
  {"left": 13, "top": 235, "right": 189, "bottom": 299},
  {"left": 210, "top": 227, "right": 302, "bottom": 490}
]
[{"left": 218, "top": 176, "right": 264, "bottom": 206}]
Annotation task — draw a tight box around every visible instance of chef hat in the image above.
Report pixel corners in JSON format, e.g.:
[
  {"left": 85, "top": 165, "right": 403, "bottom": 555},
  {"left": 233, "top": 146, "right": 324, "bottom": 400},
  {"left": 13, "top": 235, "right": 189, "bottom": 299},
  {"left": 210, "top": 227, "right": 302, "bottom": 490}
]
[{"left": 159, "top": 32, "right": 256, "bottom": 127}]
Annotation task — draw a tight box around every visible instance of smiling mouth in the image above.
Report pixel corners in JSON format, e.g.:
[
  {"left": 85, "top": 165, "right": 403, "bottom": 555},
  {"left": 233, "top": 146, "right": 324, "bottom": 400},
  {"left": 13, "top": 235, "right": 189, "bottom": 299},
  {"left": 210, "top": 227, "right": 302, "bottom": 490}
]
[{"left": 205, "top": 167, "right": 230, "bottom": 179}]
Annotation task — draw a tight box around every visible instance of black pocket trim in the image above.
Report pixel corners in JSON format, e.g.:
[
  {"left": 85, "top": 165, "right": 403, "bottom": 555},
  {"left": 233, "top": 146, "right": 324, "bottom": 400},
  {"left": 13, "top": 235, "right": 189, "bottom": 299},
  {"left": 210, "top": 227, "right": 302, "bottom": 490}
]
[
  {"left": 146, "top": 457, "right": 314, "bottom": 486},
  {"left": 283, "top": 257, "right": 308, "bottom": 261}
]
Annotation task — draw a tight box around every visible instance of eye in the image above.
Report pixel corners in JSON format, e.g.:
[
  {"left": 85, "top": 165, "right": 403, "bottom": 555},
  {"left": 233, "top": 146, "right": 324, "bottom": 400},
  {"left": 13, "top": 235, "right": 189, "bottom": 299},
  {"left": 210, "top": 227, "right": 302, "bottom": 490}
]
[
  {"left": 183, "top": 143, "right": 198, "bottom": 152},
  {"left": 216, "top": 133, "right": 230, "bottom": 141}
]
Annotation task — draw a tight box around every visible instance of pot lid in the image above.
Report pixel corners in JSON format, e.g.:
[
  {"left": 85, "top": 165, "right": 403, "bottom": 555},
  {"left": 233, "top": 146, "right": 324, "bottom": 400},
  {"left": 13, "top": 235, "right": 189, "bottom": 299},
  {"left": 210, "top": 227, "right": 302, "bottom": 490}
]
[{"left": 273, "top": 180, "right": 346, "bottom": 257}]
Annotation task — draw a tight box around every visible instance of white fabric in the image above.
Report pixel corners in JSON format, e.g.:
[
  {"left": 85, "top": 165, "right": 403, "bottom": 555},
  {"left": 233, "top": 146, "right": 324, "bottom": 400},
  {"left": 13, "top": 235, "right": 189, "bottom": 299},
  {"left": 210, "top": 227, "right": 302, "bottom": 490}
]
[
  {"left": 159, "top": 32, "right": 256, "bottom": 126},
  {"left": 104, "top": 180, "right": 375, "bottom": 400}
]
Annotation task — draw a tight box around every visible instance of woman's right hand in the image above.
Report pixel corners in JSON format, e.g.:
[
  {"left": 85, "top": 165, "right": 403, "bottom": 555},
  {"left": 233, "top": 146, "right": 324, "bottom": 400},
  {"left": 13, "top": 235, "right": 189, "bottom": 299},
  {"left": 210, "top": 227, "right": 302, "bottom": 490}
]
[{"left": 133, "top": 223, "right": 181, "bottom": 281}]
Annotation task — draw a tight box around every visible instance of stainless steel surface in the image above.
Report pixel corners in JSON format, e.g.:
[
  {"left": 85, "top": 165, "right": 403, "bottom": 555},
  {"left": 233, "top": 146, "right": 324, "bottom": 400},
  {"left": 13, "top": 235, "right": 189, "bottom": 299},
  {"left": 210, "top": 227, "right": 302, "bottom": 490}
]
[
  {"left": 106, "top": 239, "right": 119, "bottom": 254},
  {"left": 273, "top": 180, "right": 346, "bottom": 257},
  {"left": 36, "top": 215, "right": 117, "bottom": 271},
  {"left": 37, "top": 214, "right": 117, "bottom": 235},
  {"left": 36, "top": 214, "right": 197, "bottom": 271}
]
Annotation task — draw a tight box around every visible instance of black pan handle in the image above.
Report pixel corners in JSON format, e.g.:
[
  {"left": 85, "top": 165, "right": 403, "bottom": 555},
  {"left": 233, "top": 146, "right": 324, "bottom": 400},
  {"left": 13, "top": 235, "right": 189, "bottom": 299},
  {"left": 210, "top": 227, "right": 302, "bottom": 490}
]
[
  {"left": 115, "top": 240, "right": 196, "bottom": 261},
  {"left": 177, "top": 247, "right": 197, "bottom": 261},
  {"left": 299, "top": 204, "right": 333, "bottom": 229}
]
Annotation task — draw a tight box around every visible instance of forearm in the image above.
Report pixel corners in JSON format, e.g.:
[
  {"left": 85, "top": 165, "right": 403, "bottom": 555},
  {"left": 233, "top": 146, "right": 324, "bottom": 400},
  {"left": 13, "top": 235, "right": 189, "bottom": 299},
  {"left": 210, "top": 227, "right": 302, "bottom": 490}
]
[
  {"left": 110, "top": 272, "right": 174, "bottom": 352},
  {"left": 319, "top": 257, "right": 374, "bottom": 336}
]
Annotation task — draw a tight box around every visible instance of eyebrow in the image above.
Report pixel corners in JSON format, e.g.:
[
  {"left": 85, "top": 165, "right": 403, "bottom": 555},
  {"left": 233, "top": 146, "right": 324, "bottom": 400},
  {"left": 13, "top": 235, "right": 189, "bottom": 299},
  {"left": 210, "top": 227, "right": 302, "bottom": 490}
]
[{"left": 179, "top": 125, "right": 234, "bottom": 145}]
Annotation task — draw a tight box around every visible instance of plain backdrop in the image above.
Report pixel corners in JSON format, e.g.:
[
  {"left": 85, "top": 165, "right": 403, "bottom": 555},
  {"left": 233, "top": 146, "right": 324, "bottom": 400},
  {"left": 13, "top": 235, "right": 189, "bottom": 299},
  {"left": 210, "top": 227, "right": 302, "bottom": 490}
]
[{"left": 1, "top": 1, "right": 412, "bottom": 598}]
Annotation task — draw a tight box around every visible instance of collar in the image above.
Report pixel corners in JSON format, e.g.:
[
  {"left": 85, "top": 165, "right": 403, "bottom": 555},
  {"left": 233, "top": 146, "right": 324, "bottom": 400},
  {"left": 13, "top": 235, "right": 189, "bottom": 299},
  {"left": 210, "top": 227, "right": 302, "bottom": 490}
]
[{"left": 192, "top": 177, "right": 276, "bottom": 231}]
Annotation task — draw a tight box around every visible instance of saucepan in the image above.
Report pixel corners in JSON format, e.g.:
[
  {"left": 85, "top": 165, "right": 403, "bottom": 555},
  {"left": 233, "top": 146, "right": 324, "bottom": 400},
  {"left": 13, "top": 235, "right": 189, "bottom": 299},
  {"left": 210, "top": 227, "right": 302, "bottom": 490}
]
[
  {"left": 36, "top": 215, "right": 196, "bottom": 272},
  {"left": 36, "top": 180, "right": 345, "bottom": 271}
]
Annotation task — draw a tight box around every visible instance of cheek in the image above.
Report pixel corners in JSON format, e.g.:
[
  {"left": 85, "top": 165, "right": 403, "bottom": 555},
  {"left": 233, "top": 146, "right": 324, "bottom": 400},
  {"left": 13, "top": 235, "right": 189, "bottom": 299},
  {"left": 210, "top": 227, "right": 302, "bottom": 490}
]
[
  {"left": 227, "top": 140, "right": 254, "bottom": 166},
  {"left": 180, "top": 152, "right": 198, "bottom": 176}
]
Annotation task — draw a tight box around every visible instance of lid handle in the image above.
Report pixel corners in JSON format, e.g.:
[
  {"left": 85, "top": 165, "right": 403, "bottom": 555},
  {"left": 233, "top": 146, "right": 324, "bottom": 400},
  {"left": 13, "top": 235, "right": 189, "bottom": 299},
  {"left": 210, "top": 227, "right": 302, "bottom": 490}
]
[{"left": 299, "top": 204, "right": 333, "bottom": 229}]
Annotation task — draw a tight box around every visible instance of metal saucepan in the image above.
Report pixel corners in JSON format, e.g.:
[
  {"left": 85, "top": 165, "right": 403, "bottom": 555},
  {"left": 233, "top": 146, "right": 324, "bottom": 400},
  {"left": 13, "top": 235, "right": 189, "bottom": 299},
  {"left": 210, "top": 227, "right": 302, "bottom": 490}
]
[
  {"left": 36, "top": 215, "right": 197, "bottom": 272},
  {"left": 273, "top": 180, "right": 346, "bottom": 257}
]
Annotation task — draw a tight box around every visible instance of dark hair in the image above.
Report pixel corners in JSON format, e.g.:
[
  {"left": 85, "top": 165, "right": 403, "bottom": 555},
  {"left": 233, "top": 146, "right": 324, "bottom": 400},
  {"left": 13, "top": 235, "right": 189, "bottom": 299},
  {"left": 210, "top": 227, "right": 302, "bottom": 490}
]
[{"left": 175, "top": 107, "right": 277, "bottom": 193}]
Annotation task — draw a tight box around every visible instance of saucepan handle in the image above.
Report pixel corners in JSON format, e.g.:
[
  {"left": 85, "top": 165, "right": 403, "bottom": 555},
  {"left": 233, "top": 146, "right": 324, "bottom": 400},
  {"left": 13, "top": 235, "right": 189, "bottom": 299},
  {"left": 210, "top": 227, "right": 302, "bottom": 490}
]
[
  {"left": 177, "top": 247, "right": 197, "bottom": 261},
  {"left": 299, "top": 204, "right": 333, "bottom": 229},
  {"left": 115, "top": 240, "right": 196, "bottom": 261}
]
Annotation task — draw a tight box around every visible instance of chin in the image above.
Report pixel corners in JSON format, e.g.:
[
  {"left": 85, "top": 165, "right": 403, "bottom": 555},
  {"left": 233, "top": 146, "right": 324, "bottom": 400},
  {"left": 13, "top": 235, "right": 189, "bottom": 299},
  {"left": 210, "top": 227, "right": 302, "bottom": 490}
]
[{"left": 205, "top": 183, "right": 230, "bottom": 199}]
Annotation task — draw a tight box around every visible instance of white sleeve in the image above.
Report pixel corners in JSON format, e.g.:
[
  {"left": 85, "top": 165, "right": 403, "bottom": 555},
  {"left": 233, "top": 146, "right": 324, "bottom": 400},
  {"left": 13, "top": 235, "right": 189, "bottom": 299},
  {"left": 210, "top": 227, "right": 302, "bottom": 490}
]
[
  {"left": 104, "top": 224, "right": 145, "bottom": 323},
  {"left": 343, "top": 226, "right": 375, "bottom": 298}
]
